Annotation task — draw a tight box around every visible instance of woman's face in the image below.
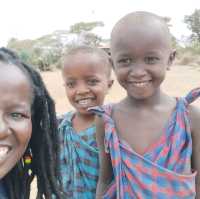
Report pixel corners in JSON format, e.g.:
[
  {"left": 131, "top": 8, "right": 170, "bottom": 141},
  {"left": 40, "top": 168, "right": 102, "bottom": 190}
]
[{"left": 0, "top": 62, "right": 32, "bottom": 179}]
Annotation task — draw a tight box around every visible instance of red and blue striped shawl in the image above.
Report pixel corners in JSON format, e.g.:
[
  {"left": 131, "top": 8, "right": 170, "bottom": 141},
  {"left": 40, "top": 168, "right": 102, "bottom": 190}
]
[{"left": 91, "top": 88, "right": 200, "bottom": 199}]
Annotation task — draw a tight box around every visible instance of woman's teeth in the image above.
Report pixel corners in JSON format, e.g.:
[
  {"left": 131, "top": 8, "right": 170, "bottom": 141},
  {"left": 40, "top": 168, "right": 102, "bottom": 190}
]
[{"left": 0, "top": 147, "right": 9, "bottom": 160}]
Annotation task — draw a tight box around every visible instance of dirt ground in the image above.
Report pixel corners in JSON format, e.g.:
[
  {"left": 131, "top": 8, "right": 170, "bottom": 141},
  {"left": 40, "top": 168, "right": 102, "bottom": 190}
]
[{"left": 31, "top": 65, "right": 200, "bottom": 197}]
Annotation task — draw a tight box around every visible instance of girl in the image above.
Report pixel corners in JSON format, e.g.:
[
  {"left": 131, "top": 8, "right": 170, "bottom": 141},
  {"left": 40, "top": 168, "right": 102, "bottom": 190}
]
[
  {"left": 92, "top": 12, "right": 200, "bottom": 198},
  {"left": 0, "top": 48, "right": 63, "bottom": 199},
  {"left": 59, "top": 46, "right": 113, "bottom": 199}
]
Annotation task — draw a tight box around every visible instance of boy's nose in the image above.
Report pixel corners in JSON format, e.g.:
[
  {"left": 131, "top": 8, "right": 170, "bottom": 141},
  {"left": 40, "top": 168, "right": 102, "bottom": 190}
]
[
  {"left": 76, "top": 84, "right": 90, "bottom": 95},
  {"left": 129, "top": 64, "right": 147, "bottom": 77}
]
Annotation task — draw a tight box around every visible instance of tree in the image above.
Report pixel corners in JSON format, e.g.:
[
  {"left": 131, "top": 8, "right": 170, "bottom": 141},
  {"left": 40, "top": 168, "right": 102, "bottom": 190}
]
[
  {"left": 69, "top": 21, "right": 104, "bottom": 34},
  {"left": 69, "top": 21, "right": 104, "bottom": 46},
  {"left": 184, "top": 9, "right": 200, "bottom": 42}
]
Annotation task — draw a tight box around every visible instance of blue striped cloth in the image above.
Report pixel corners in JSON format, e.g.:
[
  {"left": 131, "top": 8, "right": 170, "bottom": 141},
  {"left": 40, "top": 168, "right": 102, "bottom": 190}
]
[{"left": 58, "top": 112, "right": 99, "bottom": 199}]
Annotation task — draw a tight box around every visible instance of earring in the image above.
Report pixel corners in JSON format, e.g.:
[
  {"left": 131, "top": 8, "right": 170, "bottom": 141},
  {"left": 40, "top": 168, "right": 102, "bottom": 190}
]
[{"left": 24, "top": 154, "right": 32, "bottom": 165}]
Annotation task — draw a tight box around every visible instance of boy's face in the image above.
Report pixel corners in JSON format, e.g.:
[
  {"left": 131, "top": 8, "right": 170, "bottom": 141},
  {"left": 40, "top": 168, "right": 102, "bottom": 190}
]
[
  {"left": 62, "top": 52, "right": 112, "bottom": 115},
  {"left": 111, "top": 21, "right": 174, "bottom": 100},
  {"left": 0, "top": 63, "right": 32, "bottom": 179}
]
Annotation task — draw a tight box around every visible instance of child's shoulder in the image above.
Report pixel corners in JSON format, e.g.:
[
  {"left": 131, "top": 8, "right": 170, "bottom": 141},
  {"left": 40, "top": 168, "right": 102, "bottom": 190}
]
[
  {"left": 57, "top": 111, "right": 74, "bottom": 126},
  {"left": 89, "top": 103, "right": 114, "bottom": 116},
  {"left": 185, "top": 87, "right": 200, "bottom": 137},
  {"left": 188, "top": 104, "right": 200, "bottom": 133},
  {"left": 183, "top": 87, "right": 200, "bottom": 105}
]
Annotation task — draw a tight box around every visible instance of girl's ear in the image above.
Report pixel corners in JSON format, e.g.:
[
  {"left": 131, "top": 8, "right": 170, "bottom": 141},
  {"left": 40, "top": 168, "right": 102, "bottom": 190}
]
[{"left": 167, "top": 49, "right": 176, "bottom": 70}]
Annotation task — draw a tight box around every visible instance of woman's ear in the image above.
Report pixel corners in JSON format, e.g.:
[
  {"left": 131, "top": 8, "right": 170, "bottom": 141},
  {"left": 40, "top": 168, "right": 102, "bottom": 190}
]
[{"left": 167, "top": 49, "right": 176, "bottom": 70}]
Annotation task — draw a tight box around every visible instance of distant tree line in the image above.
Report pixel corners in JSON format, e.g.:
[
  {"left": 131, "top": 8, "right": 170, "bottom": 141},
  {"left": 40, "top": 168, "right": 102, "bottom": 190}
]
[
  {"left": 7, "top": 10, "right": 200, "bottom": 71},
  {"left": 7, "top": 21, "right": 105, "bottom": 71}
]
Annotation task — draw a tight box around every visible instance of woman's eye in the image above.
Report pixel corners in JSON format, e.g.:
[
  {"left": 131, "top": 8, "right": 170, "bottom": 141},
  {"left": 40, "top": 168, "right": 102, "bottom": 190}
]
[
  {"left": 11, "top": 113, "right": 25, "bottom": 120},
  {"left": 145, "top": 57, "right": 159, "bottom": 64}
]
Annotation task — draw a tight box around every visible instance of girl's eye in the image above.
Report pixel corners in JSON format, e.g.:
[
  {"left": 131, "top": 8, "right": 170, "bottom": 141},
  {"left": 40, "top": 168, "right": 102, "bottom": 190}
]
[
  {"left": 87, "top": 79, "right": 99, "bottom": 86},
  {"left": 145, "top": 57, "right": 159, "bottom": 64}
]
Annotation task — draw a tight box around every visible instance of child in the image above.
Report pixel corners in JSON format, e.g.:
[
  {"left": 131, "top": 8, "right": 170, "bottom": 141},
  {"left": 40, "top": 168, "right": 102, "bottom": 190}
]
[
  {"left": 58, "top": 46, "right": 113, "bottom": 198},
  {"left": 91, "top": 11, "right": 200, "bottom": 198},
  {"left": 0, "top": 48, "right": 63, "bottom": 199}
]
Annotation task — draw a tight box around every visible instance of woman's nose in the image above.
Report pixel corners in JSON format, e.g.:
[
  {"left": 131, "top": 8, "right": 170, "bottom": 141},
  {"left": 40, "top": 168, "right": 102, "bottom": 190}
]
[{"left": 0, "top": 115, "right": 10, "bottom": 139}]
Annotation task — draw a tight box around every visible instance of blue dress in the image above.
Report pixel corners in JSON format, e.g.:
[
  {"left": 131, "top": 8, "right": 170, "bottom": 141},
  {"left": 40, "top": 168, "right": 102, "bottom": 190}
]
[{"left": 58, "top": 112, "right": 99, "bottom": 199}]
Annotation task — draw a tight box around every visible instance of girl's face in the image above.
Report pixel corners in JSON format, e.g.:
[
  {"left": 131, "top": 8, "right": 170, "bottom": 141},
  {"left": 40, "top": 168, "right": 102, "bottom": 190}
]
[
  {"left": 62, "top": 52, "right": 112, "bottom": 116},
  {"left": 0, "top": 63, "right": 32, "bottom": 179},
  {"left": 111, "top": 22, "right": 174, "bottom": 101}
]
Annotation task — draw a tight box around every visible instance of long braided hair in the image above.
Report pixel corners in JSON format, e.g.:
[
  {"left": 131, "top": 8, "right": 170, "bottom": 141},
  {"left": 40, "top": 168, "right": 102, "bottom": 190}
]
[{"left": 0, "top": 47, "right": 63, "bottom": 199}]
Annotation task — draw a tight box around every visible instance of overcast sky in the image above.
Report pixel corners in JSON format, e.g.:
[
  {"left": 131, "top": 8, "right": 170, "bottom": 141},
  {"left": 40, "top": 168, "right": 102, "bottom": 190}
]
[{"left": 1, "top": 0, "right": 200, "bottom": 46}]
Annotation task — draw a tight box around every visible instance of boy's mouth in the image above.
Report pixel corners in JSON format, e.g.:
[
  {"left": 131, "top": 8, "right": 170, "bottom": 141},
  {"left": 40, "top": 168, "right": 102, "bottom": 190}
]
[
  {"left": 76, "top": 97, "right": 95, "bottom": 106},
  {"left": 128, "top": 80, "right": 152, "bottom": 88},
  {"left": 133, "top": 81, "right": 151, "bottom": 87}
]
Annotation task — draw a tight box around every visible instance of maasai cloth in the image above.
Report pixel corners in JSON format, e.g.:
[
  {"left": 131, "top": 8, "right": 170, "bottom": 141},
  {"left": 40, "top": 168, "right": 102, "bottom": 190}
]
[
  {"left": 0, "top": 180, "right": 8, "bottom": 198},
  {"left": 91, "top": 88, "right": 200, "bottom": 199},
  {"left": 58, "top": 112, "right": 99, "bottom": 199}
]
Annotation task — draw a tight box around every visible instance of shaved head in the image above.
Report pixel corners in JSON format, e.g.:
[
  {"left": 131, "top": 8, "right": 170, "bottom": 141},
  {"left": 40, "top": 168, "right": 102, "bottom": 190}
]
[{"left": 111, "top": 11, "right": 172, "bottom": 53}]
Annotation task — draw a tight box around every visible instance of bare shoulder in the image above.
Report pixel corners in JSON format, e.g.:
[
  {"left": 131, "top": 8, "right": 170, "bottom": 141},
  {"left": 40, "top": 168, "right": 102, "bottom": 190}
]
[
  {"left": 95, "top": 116, "right": 106, "bottom": 145},
  {"left": 188, "top": 104, "right": 200, "bottom": 138}
]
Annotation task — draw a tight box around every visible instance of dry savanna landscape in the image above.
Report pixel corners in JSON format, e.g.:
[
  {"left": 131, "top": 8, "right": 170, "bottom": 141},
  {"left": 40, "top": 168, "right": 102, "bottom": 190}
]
[{"left": 31, "top": 64, "right": 200, "bottom": 198}]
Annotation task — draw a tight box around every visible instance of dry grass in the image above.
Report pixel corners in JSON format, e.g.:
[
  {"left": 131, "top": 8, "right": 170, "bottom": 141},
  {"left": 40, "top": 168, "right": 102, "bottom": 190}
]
[{"left": 31, "top": 65, "right": 200, "bottom": 198}]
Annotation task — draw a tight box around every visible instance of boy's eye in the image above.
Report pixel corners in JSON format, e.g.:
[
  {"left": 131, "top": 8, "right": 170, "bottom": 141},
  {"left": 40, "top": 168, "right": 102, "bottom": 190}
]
[
  {"left": 145, "top": 57, "right": 159, "bottom": 64},
  {"left": 117, "top": 58, "right": 132, "bottom": 65},
  {"left": 65, "top": 81, "right": 75, "bottom": 88},
  {"left": 87, "top": 79, "right": 99, "bottom": 86}
]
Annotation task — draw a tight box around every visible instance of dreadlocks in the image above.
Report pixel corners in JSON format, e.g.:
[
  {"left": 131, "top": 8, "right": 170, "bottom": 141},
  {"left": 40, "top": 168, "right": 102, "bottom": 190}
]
[{"left": 0, "top": 47, "right": 64, "bottom": 199}]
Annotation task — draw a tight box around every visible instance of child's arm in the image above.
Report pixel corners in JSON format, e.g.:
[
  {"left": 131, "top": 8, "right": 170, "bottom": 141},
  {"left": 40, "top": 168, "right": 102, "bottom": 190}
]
[
  {"left": 189, "top": 105, "right": 200, "bottom": 198},
  {"left": 95, "top": 116, "right": 113, "bottom": 199}
]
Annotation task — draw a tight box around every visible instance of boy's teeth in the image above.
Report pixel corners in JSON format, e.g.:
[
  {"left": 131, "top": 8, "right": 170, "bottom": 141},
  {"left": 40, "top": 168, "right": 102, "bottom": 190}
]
[
  {"left": 78, "top": 99, "right": 92, "bottom": 105},
  {"left": 133, "top": 81, "right": 149, "bottom": 87},
  {"left": 0, "top": 147, "right": 9, "bottom": 160}
]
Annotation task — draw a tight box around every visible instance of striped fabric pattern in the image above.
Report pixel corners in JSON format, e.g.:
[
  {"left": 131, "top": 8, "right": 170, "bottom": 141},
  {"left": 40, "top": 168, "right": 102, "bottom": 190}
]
[
  {"left": 58, "top": 112, "right": 99, "bottom": 199},
  {"left": 91, "top": 88, "right": 200, "bottom": 199}
]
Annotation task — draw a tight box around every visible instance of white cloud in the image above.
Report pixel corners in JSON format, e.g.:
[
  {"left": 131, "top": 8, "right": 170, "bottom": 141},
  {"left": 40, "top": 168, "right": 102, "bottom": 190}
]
[{"left": 0, "top": 0, "right": 200, "bottom": 46}]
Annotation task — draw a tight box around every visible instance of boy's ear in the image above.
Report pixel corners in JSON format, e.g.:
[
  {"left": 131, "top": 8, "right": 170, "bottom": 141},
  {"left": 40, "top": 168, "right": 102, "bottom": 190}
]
[
  {"left": 167, "top": 49, "right": 176, "bottom": 70},
  {"left": 109, "top": 56, "right": 114, "bottom": 69},
  {"left": 108, "top": 79, "right": 114, "bottom": 89}
]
